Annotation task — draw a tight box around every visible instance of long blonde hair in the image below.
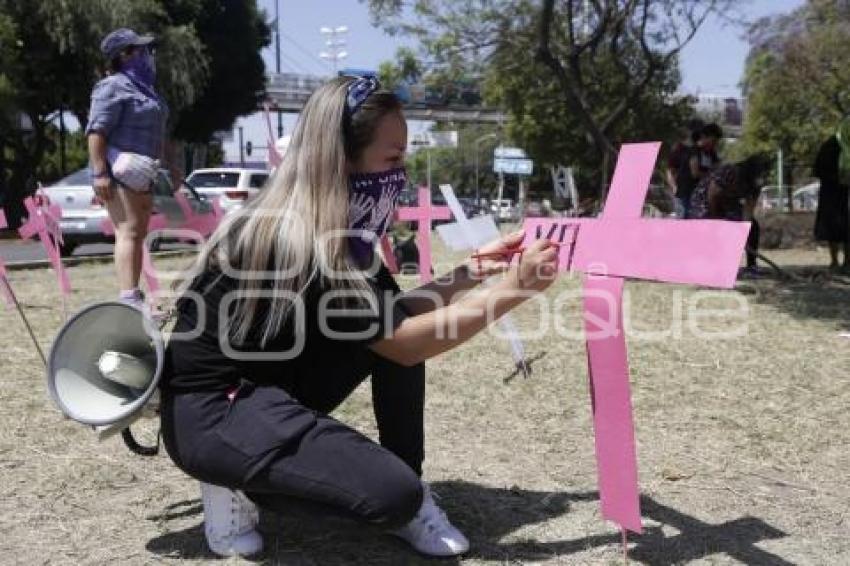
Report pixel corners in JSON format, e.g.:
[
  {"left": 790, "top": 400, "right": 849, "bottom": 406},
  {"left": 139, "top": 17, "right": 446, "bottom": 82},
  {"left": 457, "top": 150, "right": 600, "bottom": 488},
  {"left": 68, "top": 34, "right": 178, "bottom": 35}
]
[{"left": 179, "top": 77, "right": 402, "bottom": 345}]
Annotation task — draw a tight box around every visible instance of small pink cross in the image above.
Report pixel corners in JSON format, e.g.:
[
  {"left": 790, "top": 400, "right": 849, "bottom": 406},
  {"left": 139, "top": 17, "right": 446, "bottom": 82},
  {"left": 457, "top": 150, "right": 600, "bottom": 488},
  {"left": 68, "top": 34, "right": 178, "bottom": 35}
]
[
  {"left": 264, "top": 102, "right": 283, "bottom": 169},
  {"left": 19, "top": 195, "right": 71, "bottom": 297},
  {"left": 394, "top": 186, "right": 452, "bottom": 282}
]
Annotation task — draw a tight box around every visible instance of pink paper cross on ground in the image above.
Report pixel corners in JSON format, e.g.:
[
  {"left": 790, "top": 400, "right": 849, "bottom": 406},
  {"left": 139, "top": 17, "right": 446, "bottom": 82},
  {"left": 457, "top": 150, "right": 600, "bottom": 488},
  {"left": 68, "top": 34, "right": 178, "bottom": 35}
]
[
  {"left": 394, "top": 186, "right": 452, "bottom": 283},
  {"left": 521, "top": 143, "right": 751, "bottom": 534},
  {"left": 18, "top": 195, "right": 71, "bottom": 297}
]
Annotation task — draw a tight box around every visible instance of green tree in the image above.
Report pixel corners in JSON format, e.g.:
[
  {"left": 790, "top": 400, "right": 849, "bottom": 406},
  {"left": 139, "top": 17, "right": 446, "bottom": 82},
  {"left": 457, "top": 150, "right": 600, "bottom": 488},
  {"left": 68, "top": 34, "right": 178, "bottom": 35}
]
[
  {"left": 172, "top": 0, "right": 271, "bottom": 143},
  {"left": 0, "top": 0, "right": 208, "bottom": 226},
  {"left": 365, "top": 0, "right": 729, "bottom": 196},
  {"left": 740, "top": 0, "right": 850, "bottom": 183},
  {"left": 0, "top": 0, "right": 269, "bottom": 228}
]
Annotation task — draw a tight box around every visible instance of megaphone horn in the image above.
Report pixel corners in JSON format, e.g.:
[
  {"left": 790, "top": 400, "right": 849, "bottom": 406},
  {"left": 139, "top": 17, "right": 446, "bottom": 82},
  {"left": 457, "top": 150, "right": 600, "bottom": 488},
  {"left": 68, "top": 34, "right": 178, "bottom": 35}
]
[{"left": 47, "top": 302, "right": 164, "bottom": 436}]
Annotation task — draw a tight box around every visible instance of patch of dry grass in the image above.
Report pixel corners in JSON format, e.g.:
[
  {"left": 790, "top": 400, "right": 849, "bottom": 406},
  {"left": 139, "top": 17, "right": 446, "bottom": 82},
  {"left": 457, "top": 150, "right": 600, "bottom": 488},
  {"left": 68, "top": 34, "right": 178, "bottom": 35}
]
[{"left": 0, "top": 244, "right": 848, "bottom": 565}]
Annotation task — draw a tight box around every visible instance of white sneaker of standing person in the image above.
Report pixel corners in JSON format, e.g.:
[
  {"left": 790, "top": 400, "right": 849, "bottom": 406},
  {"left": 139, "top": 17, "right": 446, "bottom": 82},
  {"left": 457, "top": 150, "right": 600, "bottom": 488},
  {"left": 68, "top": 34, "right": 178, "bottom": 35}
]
[
  {"left": 118, "top": 288, "right": 145, "bottom": 310},
  {"left": 200, "top": 481, "right": 264, "bottom": 557},
  {"left": 390, "top": 483, "right": 470, "bottom": 557}
]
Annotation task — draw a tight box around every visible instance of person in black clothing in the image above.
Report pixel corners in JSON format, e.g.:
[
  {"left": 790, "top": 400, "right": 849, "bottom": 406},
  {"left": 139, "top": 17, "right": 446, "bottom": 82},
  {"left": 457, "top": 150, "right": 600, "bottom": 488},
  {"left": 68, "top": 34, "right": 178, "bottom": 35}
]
[
  {"left": 688, "top": 154, "right": 772, "bottom": 274},
  {"left": 667, "top": 118, "right": 705, "bottom": 216},
  {"left": 159, "top": 76, "right": 558, "bottom": 558},
  {"left": 676, "top": 122, "right": 722, "bottom": 218},
  {"left": 813, "top": 120, "right": 850, "bottom": 272}
]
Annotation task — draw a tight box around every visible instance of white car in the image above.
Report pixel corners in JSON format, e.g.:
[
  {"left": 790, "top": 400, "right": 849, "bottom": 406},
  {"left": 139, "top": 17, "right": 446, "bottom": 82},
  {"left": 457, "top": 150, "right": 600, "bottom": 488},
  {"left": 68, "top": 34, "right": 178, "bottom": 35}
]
[
  {"left": 185, "top": 168, "right": 270, "bottom": 213},
  {"left": 490, "top": 198, "right": 518, "bottom": 222}
]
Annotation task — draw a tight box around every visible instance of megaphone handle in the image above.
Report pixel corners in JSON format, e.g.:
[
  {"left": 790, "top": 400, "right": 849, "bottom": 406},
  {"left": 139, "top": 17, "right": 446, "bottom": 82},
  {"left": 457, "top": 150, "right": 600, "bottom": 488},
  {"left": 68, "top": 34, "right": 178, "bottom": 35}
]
[{"left": 121, "top": 426, "right": 160, "bottom": 457}]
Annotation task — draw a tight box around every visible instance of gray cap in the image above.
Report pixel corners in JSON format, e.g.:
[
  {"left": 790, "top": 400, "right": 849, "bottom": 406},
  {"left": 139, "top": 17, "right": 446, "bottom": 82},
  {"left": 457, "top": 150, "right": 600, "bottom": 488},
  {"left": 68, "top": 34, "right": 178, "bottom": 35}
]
[{"left": 100, "top": 28, "right": 155, "bottom": 60}]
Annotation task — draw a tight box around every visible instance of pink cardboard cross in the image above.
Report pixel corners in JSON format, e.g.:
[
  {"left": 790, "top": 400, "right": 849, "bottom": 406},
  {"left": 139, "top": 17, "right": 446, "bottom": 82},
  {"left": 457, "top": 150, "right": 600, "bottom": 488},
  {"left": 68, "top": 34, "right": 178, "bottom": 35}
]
[
  {"left": 521, "top": 143, "right": 750, "bottom": 534},
  {"left": 264, "top": 102, "right": 283, "bottom": 169},
  {"left": 394, "top": 186, "right": 452, "bottom": 282},
  {"left": 18, "top": 195, "right": 71, "bottom": 297}
]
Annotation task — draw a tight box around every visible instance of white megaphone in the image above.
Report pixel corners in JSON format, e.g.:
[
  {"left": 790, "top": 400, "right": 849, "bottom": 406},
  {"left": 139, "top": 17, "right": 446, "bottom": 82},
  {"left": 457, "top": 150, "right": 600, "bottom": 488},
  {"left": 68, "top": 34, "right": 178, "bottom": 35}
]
[{"left": 47, "top": 302, "right": 164, "bottom": 441}]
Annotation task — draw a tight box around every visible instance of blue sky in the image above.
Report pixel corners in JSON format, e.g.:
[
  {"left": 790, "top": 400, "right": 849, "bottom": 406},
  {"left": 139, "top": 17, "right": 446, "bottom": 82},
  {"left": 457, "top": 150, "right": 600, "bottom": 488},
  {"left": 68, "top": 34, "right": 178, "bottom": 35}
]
[{"left": 227, "top": 0, "right": 806, "bottom": 161}]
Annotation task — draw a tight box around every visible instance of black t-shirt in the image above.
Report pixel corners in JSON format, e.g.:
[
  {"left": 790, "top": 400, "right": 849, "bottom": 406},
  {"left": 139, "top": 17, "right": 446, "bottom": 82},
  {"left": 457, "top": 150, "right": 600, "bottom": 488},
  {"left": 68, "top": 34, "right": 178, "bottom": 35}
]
[
  {"left": 162, "top": 263, "right": 408, "bottom": 392},
  {"left": 677, "top": 146, "right": 720, "bottom": 201}
]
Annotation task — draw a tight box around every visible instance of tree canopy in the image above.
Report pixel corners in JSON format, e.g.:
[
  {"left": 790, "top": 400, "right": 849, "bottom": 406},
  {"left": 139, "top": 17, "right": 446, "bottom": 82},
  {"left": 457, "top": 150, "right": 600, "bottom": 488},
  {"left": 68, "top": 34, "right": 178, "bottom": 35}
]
[
  {"left": 367, "top": 0, "right": 723, "bottom": 197},
  {"left": 740, "top": 0, "right": 850, "bottom": 175},
  {"left": 0, "top": 0, "right": 269, "bottom": 227}
]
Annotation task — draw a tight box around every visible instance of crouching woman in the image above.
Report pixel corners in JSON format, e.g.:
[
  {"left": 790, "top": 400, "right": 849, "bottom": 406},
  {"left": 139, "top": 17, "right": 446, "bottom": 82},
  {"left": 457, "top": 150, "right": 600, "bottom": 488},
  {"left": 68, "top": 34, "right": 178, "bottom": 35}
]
[{"left": 160, "top": 77, "right": 558, "bottom": 558}]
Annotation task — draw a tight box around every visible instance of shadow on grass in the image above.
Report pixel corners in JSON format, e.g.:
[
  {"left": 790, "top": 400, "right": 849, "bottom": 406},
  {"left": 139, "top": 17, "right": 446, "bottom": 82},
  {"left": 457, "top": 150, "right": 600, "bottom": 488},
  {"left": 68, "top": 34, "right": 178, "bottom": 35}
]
[
  {"left": 738, "top": 266, "right": 850, "bottom": 330},
  {"left": 146, "top": 482, "right": 789, "bottom": 564}
]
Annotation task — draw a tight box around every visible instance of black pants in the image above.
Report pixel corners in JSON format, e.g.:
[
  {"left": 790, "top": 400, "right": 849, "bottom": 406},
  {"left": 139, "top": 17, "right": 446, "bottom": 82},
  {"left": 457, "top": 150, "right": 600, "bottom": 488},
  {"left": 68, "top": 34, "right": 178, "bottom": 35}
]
[
  {"left": 746, "top": 219, "right": 760, "bottom": 268},
  {"left": 161, "top": 350, "right": 426, "bottom": 529}
]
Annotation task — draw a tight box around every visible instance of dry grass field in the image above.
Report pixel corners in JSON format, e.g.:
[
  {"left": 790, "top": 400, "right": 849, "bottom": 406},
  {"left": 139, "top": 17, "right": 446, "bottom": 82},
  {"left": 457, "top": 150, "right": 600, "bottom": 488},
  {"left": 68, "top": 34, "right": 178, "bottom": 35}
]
[{"left": 0, "top": 242, "right": 848, "bottom": 565}]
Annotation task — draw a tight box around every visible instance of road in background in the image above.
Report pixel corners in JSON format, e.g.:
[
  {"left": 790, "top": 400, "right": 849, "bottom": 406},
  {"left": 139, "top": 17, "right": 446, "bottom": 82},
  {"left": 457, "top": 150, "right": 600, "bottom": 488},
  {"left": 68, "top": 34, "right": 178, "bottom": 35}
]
[{"left": 0, "top": 241, "right": 195, "bottom": 264}]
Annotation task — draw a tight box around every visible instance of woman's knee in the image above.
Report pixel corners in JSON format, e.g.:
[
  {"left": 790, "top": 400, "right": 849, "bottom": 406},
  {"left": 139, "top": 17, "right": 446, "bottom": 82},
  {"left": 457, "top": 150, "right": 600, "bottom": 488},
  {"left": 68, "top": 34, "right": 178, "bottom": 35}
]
[{"left": 364, "top": 465, "right": 423, "bottom": 528}]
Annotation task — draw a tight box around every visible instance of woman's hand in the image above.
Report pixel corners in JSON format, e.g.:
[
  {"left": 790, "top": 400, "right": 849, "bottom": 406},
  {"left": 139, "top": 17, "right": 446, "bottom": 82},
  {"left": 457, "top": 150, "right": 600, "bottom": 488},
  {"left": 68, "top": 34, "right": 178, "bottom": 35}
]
[
  {"left": 465, "top": 229, "right": 525, "bottom": 279},
  {"left": 510, "top": 238, "right": 559, "bottom": 292},
  {"left": 93, "top": 175, "right": 114, "bottom": 203}
]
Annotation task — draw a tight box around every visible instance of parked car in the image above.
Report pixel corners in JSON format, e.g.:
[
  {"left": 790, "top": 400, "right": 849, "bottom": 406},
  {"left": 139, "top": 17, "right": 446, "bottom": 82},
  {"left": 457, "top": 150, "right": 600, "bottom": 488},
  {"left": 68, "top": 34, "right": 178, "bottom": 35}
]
[
  {"left": 490, "top": 198, "right": 518, "bottom": 222},
  {"left": 457, "top": 197, "right": 486, "bottom": 218},
  {"left": 43, "top": 168, "right": 213, "bottom": 257},
  {"left": 792, "top": 181, "right": 819, "bottom": 211},
  {"left": 185, "top": 167, "right": 270, "bottom": 213},
  {"left": 760, "top": 182, "right": 820, "bottom": 212}
]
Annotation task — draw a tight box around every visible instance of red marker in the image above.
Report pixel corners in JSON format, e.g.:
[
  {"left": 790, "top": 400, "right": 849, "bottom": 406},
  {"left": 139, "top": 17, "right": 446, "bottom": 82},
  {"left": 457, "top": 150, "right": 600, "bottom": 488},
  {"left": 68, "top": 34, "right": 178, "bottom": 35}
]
[{"left": 470, "top": 241, "right": 564, "bottom": 261}]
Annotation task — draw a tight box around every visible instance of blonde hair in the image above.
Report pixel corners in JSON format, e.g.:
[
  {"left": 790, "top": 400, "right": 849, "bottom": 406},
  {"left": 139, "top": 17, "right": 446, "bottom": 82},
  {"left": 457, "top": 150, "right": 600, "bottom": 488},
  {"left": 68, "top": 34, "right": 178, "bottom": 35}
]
[{"left": 178, "top": 77, "right": 403, "bottom": 345}]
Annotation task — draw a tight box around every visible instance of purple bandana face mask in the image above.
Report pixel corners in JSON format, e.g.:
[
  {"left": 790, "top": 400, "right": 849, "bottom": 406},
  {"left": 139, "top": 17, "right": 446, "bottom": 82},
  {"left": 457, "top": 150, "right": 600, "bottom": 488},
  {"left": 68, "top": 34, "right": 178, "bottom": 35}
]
[
  {"left": 122, "top": 48, "right": 156, "bottom": 91},
  {"left": 348, "top": 166, "right": 406, "bottom": 263}
]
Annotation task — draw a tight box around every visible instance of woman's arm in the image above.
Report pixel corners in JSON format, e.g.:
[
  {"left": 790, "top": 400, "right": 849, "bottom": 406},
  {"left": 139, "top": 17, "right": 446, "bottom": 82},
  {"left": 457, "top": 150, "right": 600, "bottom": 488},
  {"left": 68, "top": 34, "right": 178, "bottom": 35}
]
[
  {"left": 88, "top": 132, "right": 114, "bottom": 202},
  {"left": 398, "top": 229, "right": 525, "bottom": 316},
  {"left": 371, "top": 239, "right": 557, "bottom": 366}
]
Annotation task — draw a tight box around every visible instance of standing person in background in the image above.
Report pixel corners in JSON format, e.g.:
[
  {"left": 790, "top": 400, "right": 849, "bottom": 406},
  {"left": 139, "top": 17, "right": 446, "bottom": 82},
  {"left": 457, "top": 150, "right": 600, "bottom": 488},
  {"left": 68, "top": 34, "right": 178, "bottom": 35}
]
[
  {"left": 681, "top": 122, "right": 723, "bottom": 219},
  {"left": 813, "top": 119, "right": 850, "bottom": 273},
  {"left": 696, "top": 122, "right": 723, "bottom": 174},
  {"left": 86, "top": 28, "right": 180, "bottom": 308},
  {"left": 666, "top": 118, "right": 704, "bottom": 217},
  {"left": 688, "top": 154, "right": 772, "bottom": 276},
  {"left": 86, "top": 27, "right": 238, "bottom": 556}
]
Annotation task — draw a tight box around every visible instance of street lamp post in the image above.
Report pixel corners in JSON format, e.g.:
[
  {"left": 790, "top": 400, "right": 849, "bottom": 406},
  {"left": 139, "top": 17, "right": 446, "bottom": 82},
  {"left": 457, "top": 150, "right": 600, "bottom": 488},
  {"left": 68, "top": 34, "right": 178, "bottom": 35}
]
[
  {"left": 474, "top": 132, "right": 498, "bottom": 205},
  {"left": 319, "top": 25, "right": 348, "bottom": 74},
  {"left": 274, "top": 0, "right": 283, "bottom": 138}
]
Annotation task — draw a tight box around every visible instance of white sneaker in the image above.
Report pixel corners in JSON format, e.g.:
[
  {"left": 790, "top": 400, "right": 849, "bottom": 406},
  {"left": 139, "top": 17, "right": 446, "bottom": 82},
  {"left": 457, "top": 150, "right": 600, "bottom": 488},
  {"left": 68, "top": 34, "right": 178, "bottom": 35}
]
[
  {"left": 200, "top": 481, "right": 264, "bottom": 557},
  {"left": 390, "top": 483, "right": 469, "bottom": 557}
]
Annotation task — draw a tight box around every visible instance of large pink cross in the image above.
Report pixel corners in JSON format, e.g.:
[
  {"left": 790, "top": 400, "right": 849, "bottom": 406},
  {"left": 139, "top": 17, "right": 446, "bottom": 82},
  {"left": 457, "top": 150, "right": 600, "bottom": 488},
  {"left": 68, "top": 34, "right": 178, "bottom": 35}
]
[
  {"left": 522, "top": 143, "right": 750, "bottom": 534},
  {"left": 18, "top": 194, "right": 71, "bottom": 297},
  {"left": 394, "top": 185, "right": 452, "bottom": 283}
]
